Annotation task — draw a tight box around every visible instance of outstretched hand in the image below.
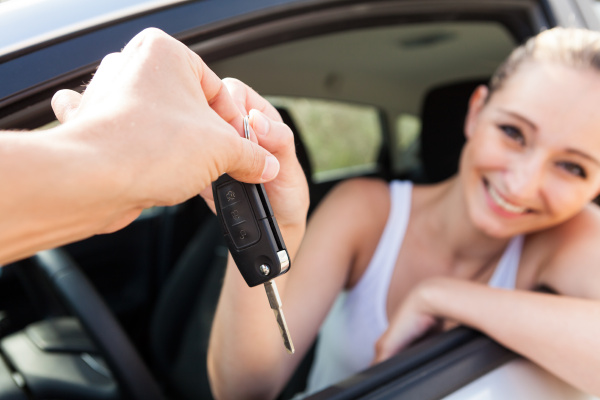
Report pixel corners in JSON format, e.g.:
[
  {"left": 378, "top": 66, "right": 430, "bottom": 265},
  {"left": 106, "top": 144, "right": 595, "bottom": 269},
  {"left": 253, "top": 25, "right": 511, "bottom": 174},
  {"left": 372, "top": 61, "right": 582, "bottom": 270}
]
[
  {"left": 51, "top": 28, "right": 281, "bottom": 234},
  {"left": 200, "top": 78, "right": 309, "bottom": 230}
]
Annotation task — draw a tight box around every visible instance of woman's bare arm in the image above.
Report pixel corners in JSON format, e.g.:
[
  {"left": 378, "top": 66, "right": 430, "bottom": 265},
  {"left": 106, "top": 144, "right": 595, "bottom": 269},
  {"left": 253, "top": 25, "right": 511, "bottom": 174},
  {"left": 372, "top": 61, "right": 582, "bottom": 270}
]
[
  {"left": 208, "top": 178, "right": 390, "bottom": 400},
  {"left": 375, "top": 207, "right": 600, "bottom": 396}
]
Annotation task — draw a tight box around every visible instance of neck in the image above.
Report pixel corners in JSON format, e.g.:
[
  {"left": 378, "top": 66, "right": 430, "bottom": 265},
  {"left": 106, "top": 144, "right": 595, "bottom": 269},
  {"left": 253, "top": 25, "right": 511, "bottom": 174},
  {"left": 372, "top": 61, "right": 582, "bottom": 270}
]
[{"left": 417, "top": 176, "right": 512, "bottom": 269}]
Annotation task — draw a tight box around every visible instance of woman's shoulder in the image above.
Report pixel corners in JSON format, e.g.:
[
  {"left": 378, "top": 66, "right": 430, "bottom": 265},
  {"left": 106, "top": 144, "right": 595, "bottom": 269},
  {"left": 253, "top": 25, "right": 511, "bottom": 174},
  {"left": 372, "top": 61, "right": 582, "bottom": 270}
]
[
  {"left": 323, "top": 178, "right": 396, "bottom": 286},
  {"left": 319, "top": 177, "right": 393, "bottom": 219},
  {"left": 314, "top": 177, "right": 392, "bottom": 234},
  {"left": 328, "top": 177, "right": 391, "bottom": 201},
  {"left": 527, "top": 203, "right": 600, "bottom": 297},
  {"left": 530, "top": 203, "right": 600, "bottom": 251}
]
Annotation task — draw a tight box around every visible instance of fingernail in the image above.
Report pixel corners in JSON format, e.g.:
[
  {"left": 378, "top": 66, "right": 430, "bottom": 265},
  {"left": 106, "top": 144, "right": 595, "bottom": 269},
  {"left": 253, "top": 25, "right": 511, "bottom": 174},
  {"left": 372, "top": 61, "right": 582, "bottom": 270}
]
[
  {"left": 261, "top": 155, "right": 280, "bottom": 181},
  {"left": 250, "top": 109, "right": 270, "bottom": 137}
]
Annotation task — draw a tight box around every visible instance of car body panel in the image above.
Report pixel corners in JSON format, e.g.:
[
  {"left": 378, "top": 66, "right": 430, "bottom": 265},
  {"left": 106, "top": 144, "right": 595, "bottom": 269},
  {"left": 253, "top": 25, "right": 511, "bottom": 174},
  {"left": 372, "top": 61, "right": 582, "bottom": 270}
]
[
  {"left": 443, "top": 359, "right": 599, "bottom": 400},
  {"left": 0, "top": 0, "right": 187, "bottom": 57}
]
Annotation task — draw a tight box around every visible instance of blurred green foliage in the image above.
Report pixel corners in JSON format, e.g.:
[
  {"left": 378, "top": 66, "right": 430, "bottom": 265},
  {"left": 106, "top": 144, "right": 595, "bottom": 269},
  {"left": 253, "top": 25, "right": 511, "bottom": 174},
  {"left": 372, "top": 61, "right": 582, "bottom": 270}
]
[{"left": 268, "top": 96, "right": 382, "bottom": 180}]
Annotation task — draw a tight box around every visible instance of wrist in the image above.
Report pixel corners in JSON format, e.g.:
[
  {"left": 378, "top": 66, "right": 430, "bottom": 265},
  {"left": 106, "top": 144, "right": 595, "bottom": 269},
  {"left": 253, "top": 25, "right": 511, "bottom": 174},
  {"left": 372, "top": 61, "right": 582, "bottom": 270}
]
[
  {"left": 49, "top": 119, "right": 139, "bottom": 229},
  {"left": 415, "top": 277, "right": 454, "bottom": 317}
]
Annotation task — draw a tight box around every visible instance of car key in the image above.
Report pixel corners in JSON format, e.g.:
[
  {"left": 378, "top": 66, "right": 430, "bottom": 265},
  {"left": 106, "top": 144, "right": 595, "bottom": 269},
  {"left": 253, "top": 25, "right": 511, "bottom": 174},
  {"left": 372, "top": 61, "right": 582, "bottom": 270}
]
[{"left": 212, "top": 115, "right": 295, "bottom": 354}]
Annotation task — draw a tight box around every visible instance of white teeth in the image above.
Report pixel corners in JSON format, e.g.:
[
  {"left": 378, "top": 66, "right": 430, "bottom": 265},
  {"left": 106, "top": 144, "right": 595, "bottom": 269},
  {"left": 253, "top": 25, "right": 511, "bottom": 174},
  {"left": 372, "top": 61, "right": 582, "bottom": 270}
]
[{"left": 487, "top": 184, "right": 527, "bottom": 214}]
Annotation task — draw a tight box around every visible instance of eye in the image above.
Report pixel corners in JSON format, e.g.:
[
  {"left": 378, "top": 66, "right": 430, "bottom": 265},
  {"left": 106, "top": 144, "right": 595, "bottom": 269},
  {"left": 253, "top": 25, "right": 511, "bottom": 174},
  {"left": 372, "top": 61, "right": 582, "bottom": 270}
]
[
  {"left": 557, "top": 161, "right": 587, "bottom": 178},
  {"left": 499, "top": 124, "right": 525, "bottom": 146}
]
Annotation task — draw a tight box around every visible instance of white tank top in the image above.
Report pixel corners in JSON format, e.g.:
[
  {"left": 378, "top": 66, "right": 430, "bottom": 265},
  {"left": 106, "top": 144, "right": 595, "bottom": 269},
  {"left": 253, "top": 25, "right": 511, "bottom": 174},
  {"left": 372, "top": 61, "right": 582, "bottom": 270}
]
[{"left": 303, "top": 180, "right": 524, "bottom": 396}]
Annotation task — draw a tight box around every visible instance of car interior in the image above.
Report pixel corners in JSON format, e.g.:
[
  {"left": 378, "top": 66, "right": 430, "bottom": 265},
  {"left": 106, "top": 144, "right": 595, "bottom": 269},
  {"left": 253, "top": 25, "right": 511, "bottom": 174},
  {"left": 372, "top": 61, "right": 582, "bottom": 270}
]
[{"left": 0, "top": 3, "right": 548, "bottom": 399}]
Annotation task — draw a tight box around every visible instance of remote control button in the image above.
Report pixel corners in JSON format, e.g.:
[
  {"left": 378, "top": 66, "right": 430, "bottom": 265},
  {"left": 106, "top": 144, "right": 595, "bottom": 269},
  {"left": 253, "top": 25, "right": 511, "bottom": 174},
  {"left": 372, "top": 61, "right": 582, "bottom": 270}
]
[
  {"left": 217, "top": 181, "right": 244, "bottom": 208},
  {"left": 229, "top": 220, "right": 260, "bottom": 249}
]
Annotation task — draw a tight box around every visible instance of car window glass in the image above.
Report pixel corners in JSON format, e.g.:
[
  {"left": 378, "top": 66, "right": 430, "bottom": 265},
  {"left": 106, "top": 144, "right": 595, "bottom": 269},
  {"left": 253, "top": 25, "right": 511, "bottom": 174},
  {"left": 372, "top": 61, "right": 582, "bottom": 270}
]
[
  {"left": 267, "top": 96, "right": 382, "bottom": 183},
  {"left": 35, "top": 120, "right": 59, "bottom": 130},
  {"left": 394, "top": 113, "right": 422, "bottom": 174}
]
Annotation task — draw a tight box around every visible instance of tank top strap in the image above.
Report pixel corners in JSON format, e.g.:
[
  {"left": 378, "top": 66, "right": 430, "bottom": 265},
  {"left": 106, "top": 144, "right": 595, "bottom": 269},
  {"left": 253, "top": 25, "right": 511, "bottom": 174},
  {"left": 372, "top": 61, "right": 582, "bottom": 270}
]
[
  {"left": 488, "top": 234, "right": 524, "bottom": 290},
  {"left": 350, "top": 180, "right": 412, "bottom": 325}
]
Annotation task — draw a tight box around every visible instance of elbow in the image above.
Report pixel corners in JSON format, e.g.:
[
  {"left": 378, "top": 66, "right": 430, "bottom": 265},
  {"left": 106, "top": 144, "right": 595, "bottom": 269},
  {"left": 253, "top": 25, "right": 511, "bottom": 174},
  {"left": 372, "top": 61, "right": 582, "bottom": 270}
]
[{"left": 207, "top": 346, "right": 282, "bottom": 400}]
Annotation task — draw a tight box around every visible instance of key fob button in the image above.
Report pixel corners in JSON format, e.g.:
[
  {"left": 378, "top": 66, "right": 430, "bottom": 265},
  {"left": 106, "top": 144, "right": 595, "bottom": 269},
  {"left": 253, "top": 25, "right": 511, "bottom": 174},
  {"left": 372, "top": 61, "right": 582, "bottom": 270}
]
[
  {"left": 218, "top": 182, "right": 259, "bottom": 231},
  {"left": 222, "top": 198, "right": 252, "bottom": 228},
  {"left": 229, "top": 220, "right": 260, "bottom": 249},
  {"left": 212, "top": 171, "right": 290, "bottom": 287},
  {"left": 217, "top": 181, "right": 244, "bottom": 207}
]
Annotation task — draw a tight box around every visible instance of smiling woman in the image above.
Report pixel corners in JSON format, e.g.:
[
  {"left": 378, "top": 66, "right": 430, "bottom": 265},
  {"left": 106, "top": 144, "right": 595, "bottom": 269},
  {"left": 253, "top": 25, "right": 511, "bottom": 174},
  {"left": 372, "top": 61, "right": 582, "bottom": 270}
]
[
  {"left": 1, "top": 1, "right": 600, "bottom": 399},
  {"left": 463, "top": 66, "right": 600, "bottom": 237},
  {"left": 208, "top": 27, "right": 600, "bottom": 400}
]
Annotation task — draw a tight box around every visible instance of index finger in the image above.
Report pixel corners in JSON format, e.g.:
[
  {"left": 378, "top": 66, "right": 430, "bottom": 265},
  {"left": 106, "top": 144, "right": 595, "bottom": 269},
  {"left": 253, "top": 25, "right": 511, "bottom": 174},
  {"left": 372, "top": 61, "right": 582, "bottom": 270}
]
[{"left": 222, "top": 78, "right": 283, "bottom": 123}]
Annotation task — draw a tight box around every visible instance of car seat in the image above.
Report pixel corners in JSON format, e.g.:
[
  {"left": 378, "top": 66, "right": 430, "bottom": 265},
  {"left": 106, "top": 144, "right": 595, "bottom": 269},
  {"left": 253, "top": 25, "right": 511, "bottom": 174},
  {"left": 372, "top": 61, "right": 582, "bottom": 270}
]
[{"left": 149, "top": 108, "right": 314, "bottom": 400}]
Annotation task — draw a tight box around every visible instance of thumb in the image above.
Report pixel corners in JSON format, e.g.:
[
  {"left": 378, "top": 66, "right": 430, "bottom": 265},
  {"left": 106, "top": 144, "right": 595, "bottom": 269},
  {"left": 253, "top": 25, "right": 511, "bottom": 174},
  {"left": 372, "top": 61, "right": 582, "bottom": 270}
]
[
  {"left": 51, "top": 89, "right": 82, "bottom": 123},
  {"left": 226, "top": 138, "right": 280, "bottom": 184}
]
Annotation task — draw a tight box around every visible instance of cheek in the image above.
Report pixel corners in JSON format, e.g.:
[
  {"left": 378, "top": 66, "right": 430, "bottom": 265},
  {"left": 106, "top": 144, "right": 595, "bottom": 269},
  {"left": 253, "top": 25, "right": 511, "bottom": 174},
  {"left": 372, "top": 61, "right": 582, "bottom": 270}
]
[
  {"left": 460, "top": 130, "right": 507, "bottom": 177},
  {"left": 544, "top": 180, "right": 596, "bottom": 219}
]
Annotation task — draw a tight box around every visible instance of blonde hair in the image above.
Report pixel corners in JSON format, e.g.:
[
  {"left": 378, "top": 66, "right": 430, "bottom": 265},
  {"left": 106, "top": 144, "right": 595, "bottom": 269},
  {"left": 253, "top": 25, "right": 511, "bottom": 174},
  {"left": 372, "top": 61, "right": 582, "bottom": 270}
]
[{"left": 489, "top": 27, "right": 600, "bottom": 96}]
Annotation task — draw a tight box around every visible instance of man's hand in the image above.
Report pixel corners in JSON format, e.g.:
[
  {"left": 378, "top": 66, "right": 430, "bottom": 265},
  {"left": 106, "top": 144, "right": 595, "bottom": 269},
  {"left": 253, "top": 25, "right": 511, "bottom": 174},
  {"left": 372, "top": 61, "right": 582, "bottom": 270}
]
[
  {"left": 52, "top": 28, "right": 280, "bottom": 219},
  {"left": 0, "top": 28, "right": 282, "bottom": 264}
]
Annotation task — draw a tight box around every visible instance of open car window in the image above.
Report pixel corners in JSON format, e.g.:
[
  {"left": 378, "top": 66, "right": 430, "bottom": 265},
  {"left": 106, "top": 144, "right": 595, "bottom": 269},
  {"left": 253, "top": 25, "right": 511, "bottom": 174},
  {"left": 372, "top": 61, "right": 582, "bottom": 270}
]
[
  {"left": 1, "top": 1, "right": 599, "bottom": 399},
  {"left": 267, "top": 96, "right": 383, "bottom": 183},
  {"left": 211, "top": 21, "right": 515, "bottom": 186}
]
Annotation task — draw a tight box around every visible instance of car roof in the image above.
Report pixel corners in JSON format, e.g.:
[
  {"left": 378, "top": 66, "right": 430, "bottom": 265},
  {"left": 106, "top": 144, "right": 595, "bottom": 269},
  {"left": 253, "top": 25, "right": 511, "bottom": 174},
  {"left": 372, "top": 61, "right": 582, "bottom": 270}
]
[{"left": 0, "top": 0, "right": 188, "bottom": 57}]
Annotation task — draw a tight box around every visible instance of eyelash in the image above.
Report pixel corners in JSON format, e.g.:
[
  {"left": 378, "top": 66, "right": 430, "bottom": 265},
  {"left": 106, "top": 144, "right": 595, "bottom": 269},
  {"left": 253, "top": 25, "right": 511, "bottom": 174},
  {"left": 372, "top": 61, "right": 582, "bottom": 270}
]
[
  {"left": 498, "top": 125, "right": 587, "bottom": 179},
  {"left": 556, "top": 161, "right": 587, "bottom": 179},
  {"left": 499, "top": 124, "right": 525, "bottom": 146}
]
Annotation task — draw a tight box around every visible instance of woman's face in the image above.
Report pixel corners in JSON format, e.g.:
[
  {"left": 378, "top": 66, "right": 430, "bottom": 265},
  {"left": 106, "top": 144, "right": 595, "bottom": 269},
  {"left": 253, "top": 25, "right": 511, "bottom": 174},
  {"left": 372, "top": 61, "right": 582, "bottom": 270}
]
[{"left": 460, "top": 61, "right": 600, "bottom": 238}]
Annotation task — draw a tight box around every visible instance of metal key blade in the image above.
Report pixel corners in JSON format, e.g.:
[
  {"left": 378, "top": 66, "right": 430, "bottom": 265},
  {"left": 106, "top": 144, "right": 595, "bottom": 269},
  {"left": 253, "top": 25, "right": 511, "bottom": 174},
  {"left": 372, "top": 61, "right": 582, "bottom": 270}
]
[{"left": 264, "top": 280, "right": 295, "bottom": 354}]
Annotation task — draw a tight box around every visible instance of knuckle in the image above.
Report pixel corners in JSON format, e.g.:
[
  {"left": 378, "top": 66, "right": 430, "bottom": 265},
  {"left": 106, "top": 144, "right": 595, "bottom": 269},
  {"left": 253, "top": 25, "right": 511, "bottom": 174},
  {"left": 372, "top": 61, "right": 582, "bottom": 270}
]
[
  {"left": 281, "top": 124, "right": 294, "bottom": 142},
  {"left": 99, "top": 52, "right": 120, "bottom": 66},
  {"left": 222, "top": 77, "right": 244, "bottom": 93},
  {"left": 276, "top": 121, "right": 296, "bottom": 147},
  {"left": 236, "top": 138, "right": 264, "bottom": 175},
  {"left": 249, "top": 141, "right": 264, "bottom": 172},
  {"left": 228, "top": 137, "right": 254, "bottom": 172},
  {"left": 222, "top": 77, "right": 242, "bottom": 86},
  {"left": 132, "top": 28, "right": 172, "bottom": 53},
  {"left": 138, "top": 27, "right": 166, "bottom": 42}
]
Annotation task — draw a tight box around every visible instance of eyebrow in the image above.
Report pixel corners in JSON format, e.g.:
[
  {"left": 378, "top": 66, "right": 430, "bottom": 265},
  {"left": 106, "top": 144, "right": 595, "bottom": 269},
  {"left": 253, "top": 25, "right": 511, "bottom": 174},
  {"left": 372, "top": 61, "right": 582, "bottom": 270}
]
[
  {"left": 497, "top": 109, "right": 538, "bottom": 131},
  {"left": 565, "top": 148, "right": 600, "bottom": 167}
]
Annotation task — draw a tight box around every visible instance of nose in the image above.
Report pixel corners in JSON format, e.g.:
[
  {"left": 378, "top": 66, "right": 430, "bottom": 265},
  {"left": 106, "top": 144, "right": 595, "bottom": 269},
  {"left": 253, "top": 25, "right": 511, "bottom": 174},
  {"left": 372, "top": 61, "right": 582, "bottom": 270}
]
[{"left": 503, "top": 154, "right": 545, "bottom": 202}]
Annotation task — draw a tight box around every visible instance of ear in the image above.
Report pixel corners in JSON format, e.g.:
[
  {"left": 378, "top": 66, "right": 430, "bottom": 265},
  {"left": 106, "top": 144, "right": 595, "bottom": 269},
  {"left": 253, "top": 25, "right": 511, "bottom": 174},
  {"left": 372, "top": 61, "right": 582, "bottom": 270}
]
[{"left": 463, "top": 85, "right": 489, "bottom": 140}]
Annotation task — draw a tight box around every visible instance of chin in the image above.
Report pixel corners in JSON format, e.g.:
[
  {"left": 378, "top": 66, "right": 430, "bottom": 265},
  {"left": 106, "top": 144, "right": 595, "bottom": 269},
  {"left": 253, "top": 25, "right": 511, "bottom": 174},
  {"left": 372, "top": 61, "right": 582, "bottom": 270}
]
[{"left": 468, "top": 205, "right": 522, "bottom": 239}]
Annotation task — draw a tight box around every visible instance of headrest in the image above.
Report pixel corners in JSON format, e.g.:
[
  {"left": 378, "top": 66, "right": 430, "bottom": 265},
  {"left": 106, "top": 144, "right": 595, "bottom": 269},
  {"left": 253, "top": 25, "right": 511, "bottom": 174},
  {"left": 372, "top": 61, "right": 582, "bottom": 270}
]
[
  {"left": 275, "top": 107, "right": 313, "bottom": 183},
  {"left": 419, "top": 79, "right": 488, "bottom": 183}
]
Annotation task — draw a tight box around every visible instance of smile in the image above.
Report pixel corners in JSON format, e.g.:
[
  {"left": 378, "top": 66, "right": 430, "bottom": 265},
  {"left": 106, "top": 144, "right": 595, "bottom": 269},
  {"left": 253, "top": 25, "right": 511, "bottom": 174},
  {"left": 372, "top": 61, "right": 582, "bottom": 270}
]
[{"left": 484, "top": 180, "right": 528, "bottom": 214}]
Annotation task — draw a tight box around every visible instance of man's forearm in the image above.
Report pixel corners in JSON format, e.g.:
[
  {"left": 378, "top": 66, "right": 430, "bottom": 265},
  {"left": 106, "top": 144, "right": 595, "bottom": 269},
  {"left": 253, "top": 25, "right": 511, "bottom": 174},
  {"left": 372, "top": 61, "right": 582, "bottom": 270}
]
[{"left": 0, "top": 123, "right": 132, "bottom": 264}]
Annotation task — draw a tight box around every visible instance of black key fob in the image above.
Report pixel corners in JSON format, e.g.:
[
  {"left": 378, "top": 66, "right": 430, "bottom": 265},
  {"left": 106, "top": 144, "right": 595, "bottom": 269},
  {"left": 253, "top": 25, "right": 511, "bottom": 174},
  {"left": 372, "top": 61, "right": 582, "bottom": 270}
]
[{"left": 212, "top": 173, "right": 290, "bottom": 287}]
